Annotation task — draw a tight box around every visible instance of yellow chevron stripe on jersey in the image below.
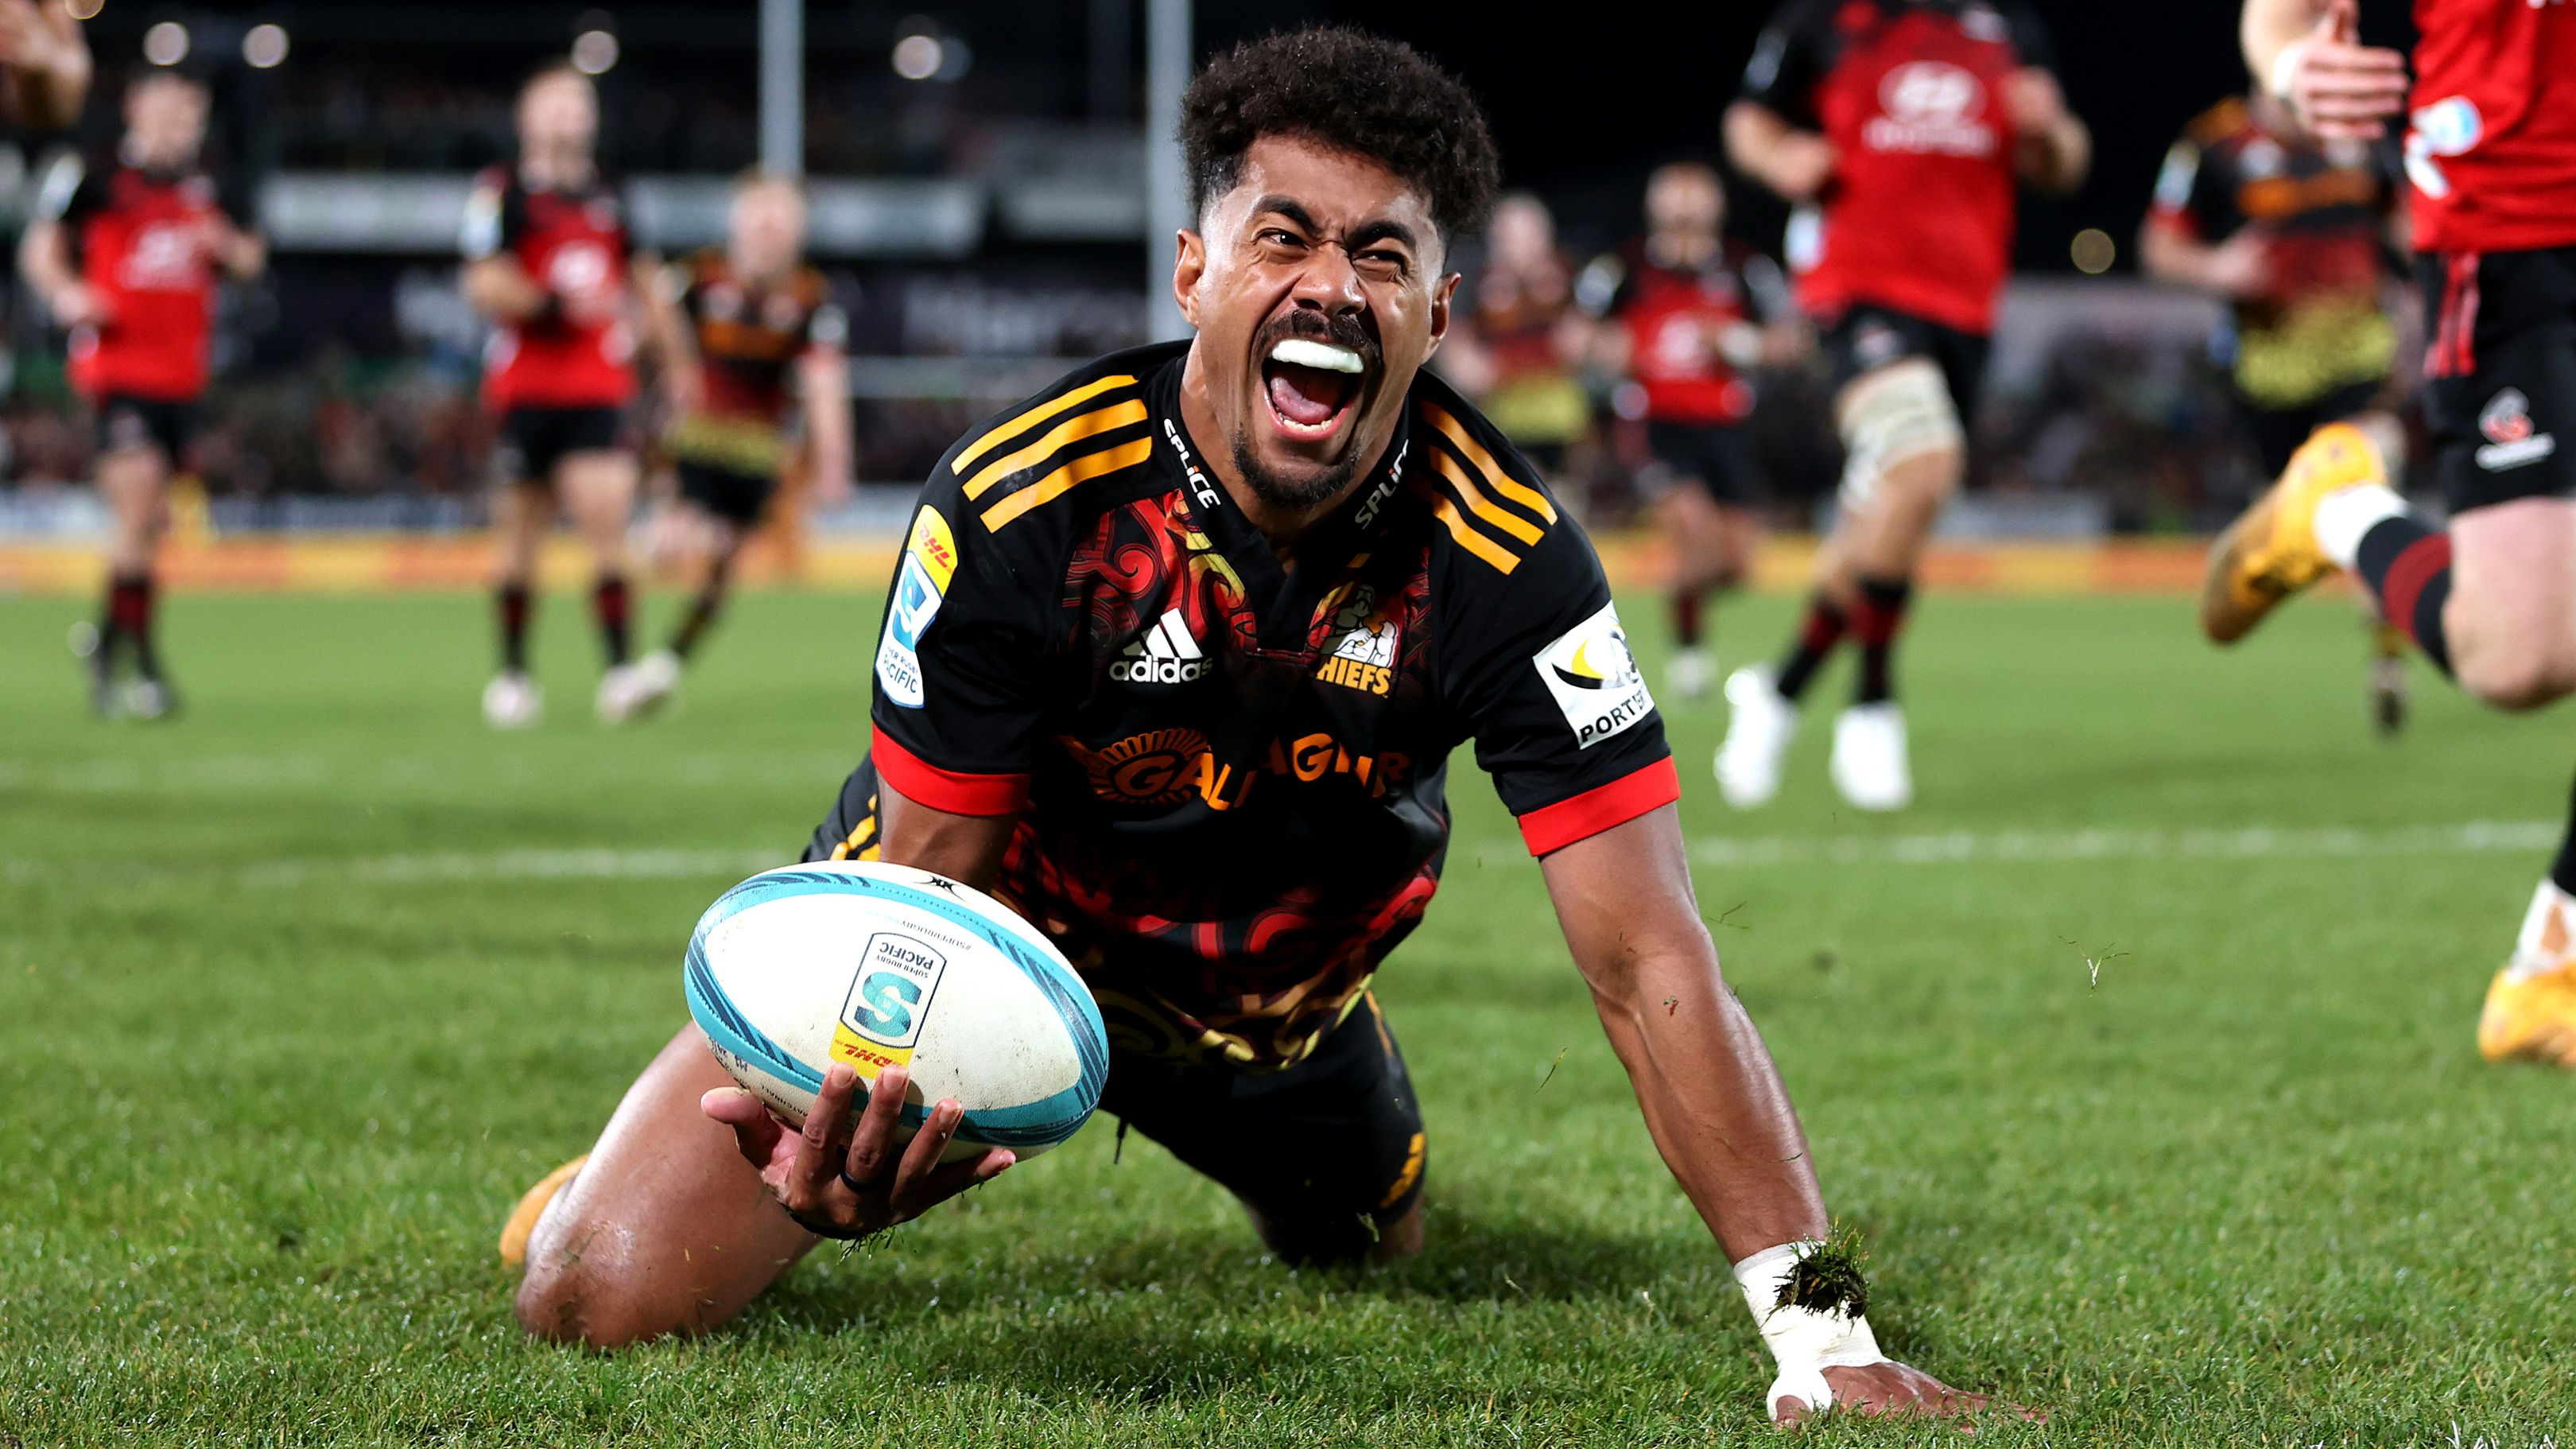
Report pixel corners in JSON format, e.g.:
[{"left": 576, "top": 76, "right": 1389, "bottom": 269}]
[
  {"left": 980, "top": 437, "right": 1155, "bottom": 531},
  {"left": 1411, "top": 477, "right": 1521, "bottom": 574},
  {"left": 1430, "top": 449, "right": 1545, "bottom": 546},
  {"left": 952, "top": 374, "right": 1138, "bottom": 476},
  {"left": 960, "top": 398, "right": 1150, "bottom": 500},
  {"left": 1421, "top": 402, "right": 1558, "bottom": 526}
]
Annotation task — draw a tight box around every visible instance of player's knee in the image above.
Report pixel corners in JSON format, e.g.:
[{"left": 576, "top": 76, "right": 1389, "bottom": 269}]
[{"left": 513, "top": 1242, "right": 679, "bottom": 1350}]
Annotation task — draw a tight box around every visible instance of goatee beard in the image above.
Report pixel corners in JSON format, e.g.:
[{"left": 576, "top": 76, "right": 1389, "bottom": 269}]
[{"left": 1229, "top": 436, "right": 1360, "bottom": 513}]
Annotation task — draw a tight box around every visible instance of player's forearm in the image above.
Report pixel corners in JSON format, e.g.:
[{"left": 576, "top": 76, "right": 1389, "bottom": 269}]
[
  {"left": 2136, "top": 224, "right": 2222, "bottom": 294},
  {"left": 464, "top": 257, "right": 549, "bottom": 323},
  {"left": 875, "top": 779, "right": 1015, "bottom": 894},
  {"left": 801, "top": 356, "right": 854, "bottom": 486},
  {"left": 18, "top": 223, "right": 72, "bottom": 308},
  {"left": 2244, "top": 0, "right": 2331, "bottom": 84},
  {"left": 219, "top": 229, "right": 266, "bottom": 282},
  {"left": 1589, "top": 941, "right": 1830, "bottom": 1261},
  {"left": 2018, "top": 111, "right": 2090, "bottom": 196},
  {"left": 1723, "top": 103, "right": 1816, "bottom": 202}
]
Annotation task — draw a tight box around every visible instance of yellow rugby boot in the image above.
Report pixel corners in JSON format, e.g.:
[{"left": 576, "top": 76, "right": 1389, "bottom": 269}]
[
  {"left": 2477, "top": 965, "right": 2576, "bottom": 1068},
  {"left": 498, "top": 1154, "right": 587, "bottom": 1266},
  {"left": 2200, "top": 422, "right": 2385, "bottom": 644}
]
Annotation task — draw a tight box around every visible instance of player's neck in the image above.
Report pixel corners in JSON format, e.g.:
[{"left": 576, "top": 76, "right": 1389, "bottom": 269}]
[
  {"left": 521, "top": 150, "right": 595, "bottom": 191},
  {"left": 1647, "top": 231, "right": 1717, "bottom": 269}
]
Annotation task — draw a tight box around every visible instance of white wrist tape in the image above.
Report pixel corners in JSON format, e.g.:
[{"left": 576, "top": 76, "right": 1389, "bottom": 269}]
[{"left": 1732, "top": 1241, "right": 1887, "bottom": 1419}]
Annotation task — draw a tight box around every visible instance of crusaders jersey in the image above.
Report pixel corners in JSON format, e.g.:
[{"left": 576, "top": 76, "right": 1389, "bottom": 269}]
[
  {"left": 663, "top": 249, "right": 847, "bottom": 474},
  {"left": 37, "top": 151, "right": 250, "bottom": 402},
  {"left": 462, "top": 166, "right": 636, "bottom": 410},
  {"left": 867, "top": 341, "right": 1679, "bottom": 1070},
  {"left": 2151, "top": 98, "right": 2400, "bottom": 408},
  {"left": 1581, "top": 239, "right": 1791, "bottom": 426},
  {"left": 2403, "top": 0, "right": 2576, "bottom": 254},
  {"left": 1741, "top": 0, "right": 2055, "bottom": 336}
]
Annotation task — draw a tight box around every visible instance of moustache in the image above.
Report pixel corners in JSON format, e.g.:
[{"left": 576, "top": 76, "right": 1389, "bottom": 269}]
[{"left": 1255, "top": 309, "right": 1382, "bottom": 373}]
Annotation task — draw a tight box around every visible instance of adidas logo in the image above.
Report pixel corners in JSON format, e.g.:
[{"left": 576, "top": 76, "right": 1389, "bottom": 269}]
[{"left": 1109, "top": 608, "right": 1212, "bottom": 685}]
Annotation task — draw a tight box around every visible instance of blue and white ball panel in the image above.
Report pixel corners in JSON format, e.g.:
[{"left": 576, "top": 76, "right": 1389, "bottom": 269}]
[{"left": 685, "top": 861, "right": 1108, "bottom": 1159}]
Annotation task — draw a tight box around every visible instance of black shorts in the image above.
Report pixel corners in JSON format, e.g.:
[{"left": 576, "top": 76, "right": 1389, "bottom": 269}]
[
  {"left": 2420, "top": 246, "right": 2576, "bottom": 515},
  {"left": 676, "top": 459, "right": 779, "bottom": 527},
  {"left": 1643, "top": 419, "right": 1763, "bottom": 505},
  {"left": 801, "top": 758, "right": 1429, "bottom": 1261},
  {"left": 1818, "top": 303, "right": 1991, "bottom": 420},
  {"left": 2236, "top": 377, "right": 2392, "bottom": 480},
  {"left": 93, "top": 394, "right": 196, "bottom": 461},
  {"left": 492, "top": 405, "right": 625, "bottom": 488}
]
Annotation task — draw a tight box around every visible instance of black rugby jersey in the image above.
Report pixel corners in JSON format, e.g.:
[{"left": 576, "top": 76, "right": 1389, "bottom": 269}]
[{"left": 860, "top": 340, "right": 1677, "bottom": 1070}]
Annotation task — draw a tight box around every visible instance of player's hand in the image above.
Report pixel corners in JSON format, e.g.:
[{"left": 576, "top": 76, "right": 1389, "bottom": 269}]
[
  {"left": 1773, "top": 1361, "right": 2032, "bottom": 1425},
  {"left": 48, "top": 281, "right": 107, "bottom": 328},
  {"left": 2204, "top": 229, "right": 2275, "bottom": 299},
  {"left": 701, "top": 1062, "right": 1014, "bottom": 1240},
  {"left": 2002, "top": 68, "right": 2070, "bottom": 134},
  {"left": 1762, "top": 132, "right": 1837, "bottom": 204},
  {"left": 0, "top": 0, "right": 53, "bottom": 65},
  {"left": 2272, "top": 0, "right": 2410, "bottom": 140}
]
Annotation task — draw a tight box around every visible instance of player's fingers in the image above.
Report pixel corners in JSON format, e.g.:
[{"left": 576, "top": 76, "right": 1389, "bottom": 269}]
[
  {"left": 1771, "top": 1395, "right": 1810, "bottom": 1425},
  {"left": 887, "top": 1098, "right": 967, "bottom": 1215},
  {"left": 840, "top": 1064, "right": 907, "bottom": 1190},
  {"left": 699, "top": 1086, "right": 783, "bottom": 1167},
  {"left": 791, "top": 1063, "right": 860, "bottom": 1201}
]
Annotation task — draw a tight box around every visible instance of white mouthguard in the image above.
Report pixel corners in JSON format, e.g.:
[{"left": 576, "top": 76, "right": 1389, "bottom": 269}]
[{"left": 1268, "top": 338, "right": 1365, "bottom": 374}]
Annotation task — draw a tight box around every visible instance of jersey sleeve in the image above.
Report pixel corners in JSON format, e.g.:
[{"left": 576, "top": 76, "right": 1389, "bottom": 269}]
[
  {"left": 804, "top": 298, "right": 850, "bottom": 355},
  {"left": 1573, "top": 251, "right": 1630, "bottom": 320},
  {"left": 1449, "top": 512, "right": 1680, "bottom": 857},
  {"left": 2147, "top": 137, "right": 2212, "bottom": 238},
  {"left": 1999, "top": 1, "right": 2058, "bottom": 72},
  {"left": 1739, "top": 0, "right": 1833, "bottom": 126},
  {"left": 458, "top": 169, "right": 519, "bottom": 262},
  {"left": 867, "top": 466, "right": 1057, "bottom": 816},
  {"left": 33, "top": 151, "right": 99, "bottom": 226}
]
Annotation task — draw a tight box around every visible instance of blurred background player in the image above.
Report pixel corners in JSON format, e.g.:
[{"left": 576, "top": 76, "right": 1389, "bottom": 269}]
[
  {"left": 1438, "top": 192, "right": 1591, "bottom": 492},
  {"left": 2209, "top": 0, "right": 2576, "bottom": 1067},
  {"left": 623, "top": 173, "right": 853, "bottom": 716},
  {"left": 2143, "top": 86, "right": 2415, "bottom": 734},
  {"left": 461, "top": 64, "right": 651, "bottom": 728},
  {"left": 22, "top": 68, "right": 263, "bottom": 720},
  {"left": 1577, "top": 161, "right": 1796, "bottom": 703},
  {"left": 1718, "top": 0, "right": 2089, "bottom": 810}
]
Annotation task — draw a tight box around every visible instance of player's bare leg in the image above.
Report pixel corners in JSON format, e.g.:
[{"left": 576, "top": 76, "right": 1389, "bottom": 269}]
[
  {"left": 509, "top": 1026, "right": 821, "bottom": 1347},
  {"left": 629, "top": 502, "right": 745, "bottom": 716},
  {"left": 1658, "top": 484, "right": 1755, "bottom": 701},
  {"left": 559, "top": 447, "right": 648, "bottom": 722},
  {"left": 483, "top": 481, "right": 551, "bottom": 728},
  {"left": 88, "top": 443, "right": 175, "bottom": 719}
]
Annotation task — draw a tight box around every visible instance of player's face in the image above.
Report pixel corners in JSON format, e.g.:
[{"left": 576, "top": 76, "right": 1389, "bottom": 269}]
[
  {"left": 1647, "top": 170, "right": 1722, "bottom": 239},
  {"left": 518, "top": 74, "right": 598, "bottom": 157},
  {"left": 1488, "top": 199, "right": 1553, "bottom": 271},
  {"left": 124, "top": 80, "right": 207, "bottom": 169},
  {"left": 729, "top": 185, "right": 806, "bottom": 277},
  {"left": 1179, "top": 136, "right": 1455, "bottom": 511}
]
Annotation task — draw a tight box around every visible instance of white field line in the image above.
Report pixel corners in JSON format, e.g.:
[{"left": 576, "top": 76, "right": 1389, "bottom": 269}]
[
  {"left": 1687, "top": 819, "right": 2558, "bottom": 868},
  {"left": 0, "top": 751, "right": 856, "bottom": 793}
]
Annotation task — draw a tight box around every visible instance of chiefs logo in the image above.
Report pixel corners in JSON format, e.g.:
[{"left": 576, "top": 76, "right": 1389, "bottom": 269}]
[{"left": 1061, "top": 728, "right": 1209, "bottom": 806}]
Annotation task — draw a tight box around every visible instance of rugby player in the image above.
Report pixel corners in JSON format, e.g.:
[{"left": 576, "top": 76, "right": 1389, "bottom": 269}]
[
  {"left": 1578, "top": 161, "right": 1797, "bottom": 703},
  {"left": 1438, "top": 192, "right": 1589, "bottom": 489},
  {"left": 619, "top": 173, "right": 853, "bottom": 717},
  {"left": 501, "top": 29, "right": 2007, "bottom": 1424},
  {"left": 462, "top": 64, "right": 652, "bottom": 728},
  {"left": 1718, "top": 0, "right": 2089, "bottom": 810},
  {"left": 21, "top": 69, "right": 263, "bottom": 720},
  {"left": 2143, "top": 86, "right": 2415, "bottom": 733},
  {"left": 2206, "top": 0, "right": 2576, "bottom": 1066}
]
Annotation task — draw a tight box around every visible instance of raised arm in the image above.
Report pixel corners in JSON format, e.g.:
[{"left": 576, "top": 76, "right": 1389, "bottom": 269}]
[
  {"left": 2245, "top": 0, "right": 2408, "bottom": 139},
  {"left": 0, "top": 0, "right": 89, "bottom": 134},
  {"left": 1541, "top": 805, "right": 1996, "bottom": 1424},
  {"left": 797, "top": 305, "right": 855, "bottom": 507},
  {"left": 1723, "top": 100, "right": 1837, "bottom": 206}
]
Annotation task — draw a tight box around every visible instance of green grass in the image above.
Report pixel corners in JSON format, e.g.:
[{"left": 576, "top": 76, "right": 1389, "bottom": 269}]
[{"left": 3, "top": 586, "right": 2572, "bottom": 1447}]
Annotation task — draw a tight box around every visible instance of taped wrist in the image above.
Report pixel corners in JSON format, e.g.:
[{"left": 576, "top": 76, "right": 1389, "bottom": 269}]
[{"left": 1732, "top": 1240, "right": 1887, "bottom": 1418}]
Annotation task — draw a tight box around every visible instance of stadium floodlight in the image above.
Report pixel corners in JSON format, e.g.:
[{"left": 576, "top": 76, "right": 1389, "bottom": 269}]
[
  {"left": 142, "top": 20, "right": 188, "bottom": 66},
  {"left": 890, "top": 33, "right": 941, "bottom": 82},
  {"left": 2071, "top": 227, "right": 2116, "bottom": 275},
  {"left": 242, "top": 23, "right": 289, "bottom": 70},
  {"left": 572, "top": 29, "right": 619, "bottom": 76}
]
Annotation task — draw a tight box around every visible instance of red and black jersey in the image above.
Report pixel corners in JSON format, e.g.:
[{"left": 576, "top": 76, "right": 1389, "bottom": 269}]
[
  {"left": 1740, "top": 0, "right": 2054, "bottom": 336},
  {"left": 867, "top": 341, "right": 1678, "bottom": 1069},
  {"left": 462, "top": 165, "right": 636, "bottom": 410},
  {"left": 1580, "top": 238, "right": 1790, "bottom": 426},
  {"left": 2403, "top": 0, "right": 2576, "bottom": 255},
  {"left": 37, "top": 150, "right": 252, "bottom": 402},
  {"left": 2151, "top": 97, "right": 2401, "bottom": 408},
  {"left": 663, "top": 248, "right": 847, "bottom": 473}
]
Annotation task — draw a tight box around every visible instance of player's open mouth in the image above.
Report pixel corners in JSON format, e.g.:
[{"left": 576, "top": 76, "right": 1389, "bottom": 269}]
[{"left": 1262, "top": 337, "right": 1367, "bottom": 442}]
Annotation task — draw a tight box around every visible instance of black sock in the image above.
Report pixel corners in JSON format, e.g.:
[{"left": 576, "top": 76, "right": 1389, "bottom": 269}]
[
  {"left": 1673, "top": 591, "right": 1704, "bottom": 649},
  {"left": 2551, "top": 768, "right": 2576, "bottom": 899},
  {"left": 1773, "top": 596, "right": 1847, "bottom": 702},
  {"left": 2351, "top": 515, "right": 2454, "bottom": 678},
  {"left": 111, "top": 572, "right": 161, "bottom": 681},
  {"left": 593, "top": 574, "right": 632, "bottom": 667},
  {"left": 669, "top": 557, "right": 733, "bottom": 661},
  {"left": 497, "top": 582, "right": 533, "bottom": 674},
  {"left": 1849, "top": 576, "right": 1913, "bottom": 705}
]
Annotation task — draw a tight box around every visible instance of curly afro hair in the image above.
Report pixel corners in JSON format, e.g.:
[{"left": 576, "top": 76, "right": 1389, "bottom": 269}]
[{"left": 1180, "top": 26, "right": 1501, "bottom": 251}]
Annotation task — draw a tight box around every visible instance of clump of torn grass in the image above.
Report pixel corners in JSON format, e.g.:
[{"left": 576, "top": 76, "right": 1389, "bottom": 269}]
[{"left": 1777, "top": 1222, "right": 1870, "bottom": 1319}]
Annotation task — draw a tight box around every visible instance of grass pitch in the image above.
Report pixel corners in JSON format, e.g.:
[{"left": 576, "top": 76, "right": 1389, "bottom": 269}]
[{"left": 2, "top": 586, "right": 2572, "bottom": 1447}]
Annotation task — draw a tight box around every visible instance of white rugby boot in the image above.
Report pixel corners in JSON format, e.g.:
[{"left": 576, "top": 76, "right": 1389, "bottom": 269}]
[
  {"left": 598, "top": 649, "right": 681, "bottom": 723},
  {"left": 483, "top": 671, "right": 542, "bottom": 729},
  {"left": 1829, "top": 702, "right": 1912, "bottom": 812},
  {"left": 1666, "top": 646, "right": 1717, "bottom": 703},
  {"left": 1715, "top": 665, "right": 1798, "bottom": 808}
]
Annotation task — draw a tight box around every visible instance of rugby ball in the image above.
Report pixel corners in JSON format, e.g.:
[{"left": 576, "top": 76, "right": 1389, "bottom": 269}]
[{"left": 684, "top": 860, "right": 1108, "bottom": 1160}]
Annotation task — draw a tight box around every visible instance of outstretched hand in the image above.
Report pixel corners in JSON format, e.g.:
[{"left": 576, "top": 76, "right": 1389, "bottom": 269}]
[
  {"left": 702, "top": 1062, "right": 1014, "bottom": 1240},
  {"left": 2274, "top": 0, "right": 2410, "bottom": 140},
  {"left": 1772, "top": 1361, "right": 2037, "bottom": 1427}
]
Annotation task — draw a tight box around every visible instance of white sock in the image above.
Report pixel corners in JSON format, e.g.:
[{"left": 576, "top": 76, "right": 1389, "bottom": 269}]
[
  {"left": 2309, "top": 483, "right": 2407, "bottom": 571},
  {"left": 2506, "top": 878, "right": 2576, "bottom": 982}
]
